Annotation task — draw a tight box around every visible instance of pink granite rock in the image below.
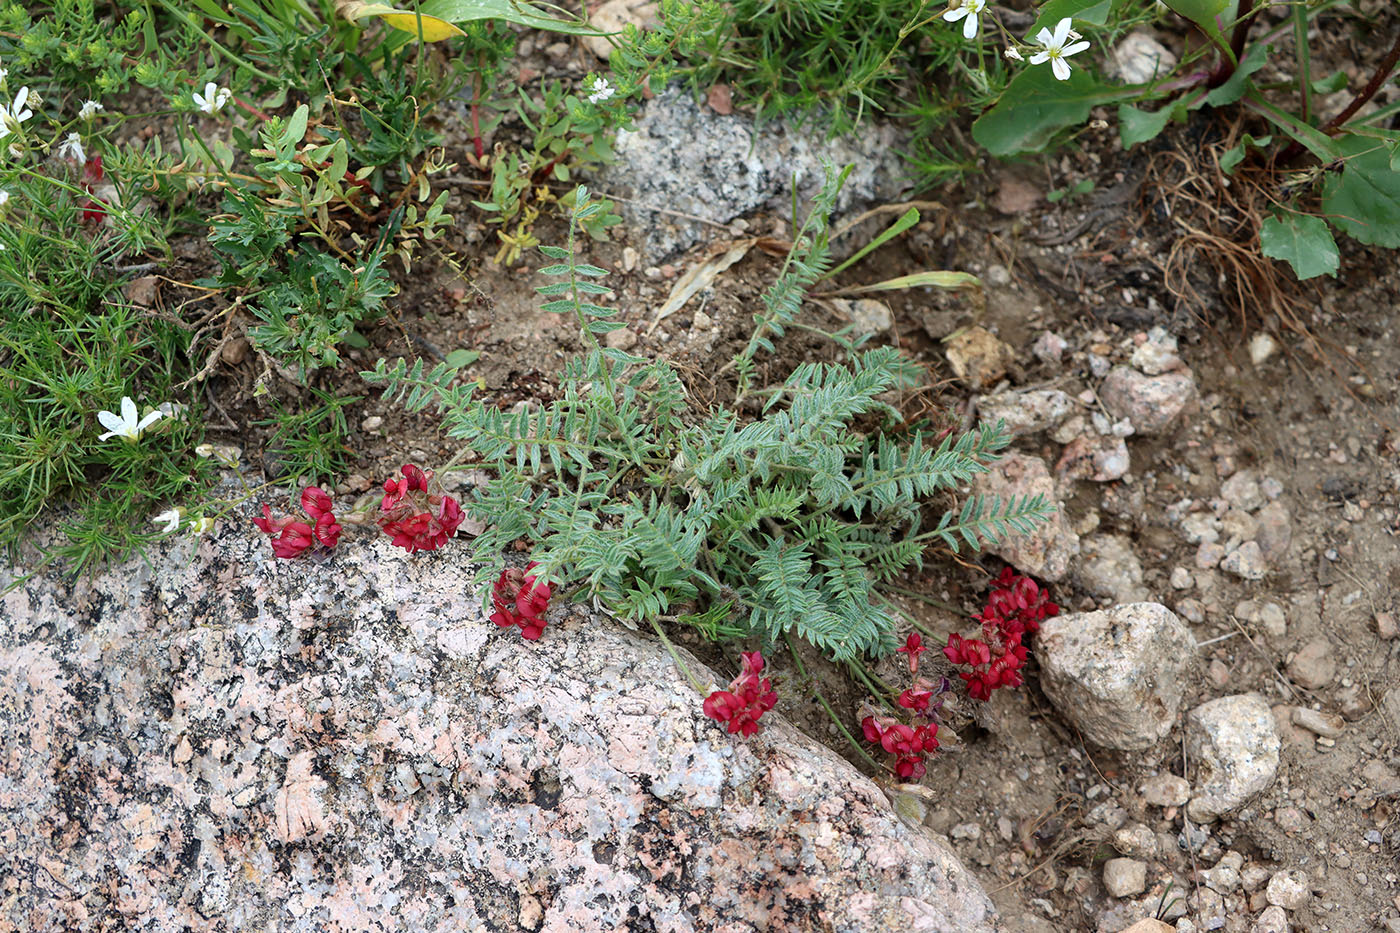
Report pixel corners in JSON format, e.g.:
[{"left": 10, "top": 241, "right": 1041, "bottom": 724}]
[
  {"left": 970, "top": 452, "right": 1079, "bottom": 581},
  {"left": 0, "top": 531, "right": 998, "bottom": 932}
]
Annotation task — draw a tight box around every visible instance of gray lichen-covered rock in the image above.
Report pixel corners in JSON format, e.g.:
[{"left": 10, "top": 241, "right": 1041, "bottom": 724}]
[
  {"left": 1185, "top": 694, "right": 1281, "bottom": 822},
  {"left": 1036, "top": 603, "right": 1196, "bottom": 750},
  {"left": 0, "top": 531, "right": 998, "bottom": 932},
  {"left": 969, "top": 453, "right": 1079, "bottom": 582},
  {"left": 599, "top": 87, "right": 909, "bottom": 263}
]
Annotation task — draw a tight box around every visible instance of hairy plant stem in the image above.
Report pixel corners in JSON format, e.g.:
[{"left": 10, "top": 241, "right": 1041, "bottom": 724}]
[
  {"left": 1276, "top": 29, "right": 1400, "bottom": 164},
  {"left": 784, "top": 635, "right": 884, "bottom": 771}
]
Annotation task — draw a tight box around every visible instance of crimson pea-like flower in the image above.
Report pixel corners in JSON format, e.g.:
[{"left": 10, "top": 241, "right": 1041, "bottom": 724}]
[
  {"left": 377, "top": 464, "right": 465, "bottom": 552},
  {"left": 703, "top": 650, "right": 778, "bottom": 737},
  {"left": 491, "top": 562, "right": 553, "bottom": 640},
  {"left": 253, "top": 486, "right": 340, "bottom": 559},
  {"left": 896, "top": 632, "right": 928, "bottom": 674},
  {"left": 944, "top": 569, "right": 1057, "bottom": 702}
]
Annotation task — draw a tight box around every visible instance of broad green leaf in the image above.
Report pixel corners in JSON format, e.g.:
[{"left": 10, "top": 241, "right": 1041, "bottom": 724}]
[
  {"left": 1219, "top": 133, "right": 1271, "bottom": 174},
  {"left": 1310, "top": 70, "right": 1347, "bottom": 94},
  {"left": 1029, "top": 0, "right": 1112, "bottom": 37},
  {"left": 417, "top": 0, "right": 600, "bottom": 35},
  {"left": 1321, "top": 134, "right": 1400, "bottom": 248},
  {"left": 1246, "top": 92, "right": 1341, "bottom": 161},
  {"left": 1160, "top": 0, "right": 1229, "bottom": 48},
  {"left": 1204, "top": 41, "right": 1270, "bottom": 107},
  {"left": 1119, "top": 101, "right": 1186, "bottom": 148},
  {"left": 973, "top": 67, "right": 1132, "bottom": 157},
  {"left": 1259, "top": 213, "right": 1339, "bottom": 280},
  {"left": 444, "top": 349, "right": 481, "bottom": 368}
]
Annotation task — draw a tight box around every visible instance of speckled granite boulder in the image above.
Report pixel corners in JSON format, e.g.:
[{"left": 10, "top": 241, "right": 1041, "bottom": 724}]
[{"left": 0, "top": 531, "right": 997, "bottom": 932}]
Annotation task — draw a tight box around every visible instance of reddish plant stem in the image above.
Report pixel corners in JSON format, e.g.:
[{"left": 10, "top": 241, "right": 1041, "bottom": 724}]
[
  {"left": 1276, "top": 28, "right": 1400, "bottom": 164},
  {"left": 1206, "top": 0, "right": 1259, "bottom": 88},
  {"left": 471, "top": 75, "right": 485, "bottom": 161}
]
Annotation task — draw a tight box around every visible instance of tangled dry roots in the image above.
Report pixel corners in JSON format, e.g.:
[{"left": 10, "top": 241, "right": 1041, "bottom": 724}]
[{"left": 1142, "top": 125, "right": 1323, "bottom": 352}]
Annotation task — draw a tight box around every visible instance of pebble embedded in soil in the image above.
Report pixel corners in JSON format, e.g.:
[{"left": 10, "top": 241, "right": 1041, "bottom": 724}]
[
  {"left": 1220, "top": 541, "right": 1267, "bottom": 580},
  {"left": 1140, "top": 773, "right": 1191, "bottom": 807},
  {"left": 1099, "top": 365, "right": 1197, "bottom": 435},
  {"left": 1265, "top": 871, "right": 1310, "bottom": 910},
  {"left": 1074, "top": 534, "right": 1148, "bottom": 603},
  {"left": 1251, "top": 905, "right": 1290, "bottom": 933},
  {"left": 1185, "top": 694, "right": 1281, "bottom": 822},
  {"left": 1103, "top": 857, "right": 1148, "bottom": 898},
  {"left": 1290, "top": 707, "right": 1344, "bottom": 738},
  {"left": 969, "top": 452, "right": 1080, "bottom": 581},
  {"left": 1036, "top": 602, "right": 1196, "bottom": 750},
  {"left": 976, "top": 387, "right": 1074, "bottom": 435},
  {"left": 1285, "top": 638, "right": 1336, "bottom": 690}
]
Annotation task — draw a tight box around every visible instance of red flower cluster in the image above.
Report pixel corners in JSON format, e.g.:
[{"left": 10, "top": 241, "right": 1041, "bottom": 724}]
[
  {"left": 896, "top": 632, "right": 928, "bottom": 673},
  {"left": 944, "top": 568, "right": 1059, "bottom": 701},
  {"left": 490, "top": 562, "right": 553, "bottom": 640},
  {"left": 862, "top": 715, "right": 940, "bottom": 779},
  {"left": 253, "top": 487, "right": 342, "bottom": 559},
  {"left": 702, "top": 651, "right": 778, "bottom": 737},
  {"left": 376, "top": 464, "right": 465, "bottom": 553}
]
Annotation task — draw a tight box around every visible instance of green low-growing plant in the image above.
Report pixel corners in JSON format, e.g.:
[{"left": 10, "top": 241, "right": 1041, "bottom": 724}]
[{"left": 366, "top": 177, "right": 1050, "bottom": 662}]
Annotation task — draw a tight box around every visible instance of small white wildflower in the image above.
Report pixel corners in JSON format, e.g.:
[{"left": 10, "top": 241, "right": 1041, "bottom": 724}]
[
  {"left": 942, "top": 0, "right": 987, "bottom": 40},
  {"left": 190, "top": 516, "right": 216, "bottom": 535},
  {"left": 157, "top": 400, "right": 188, "bottom": 420},
  {"left": 153, "top": 508, "right": 183, "bottom": 533},
  {"left": 1029, "top": 18, "right": 1091, "bottom": 81},
  {"left": 192, "top": 82, "right": 232, "bottom": 114},
  {"left": 1004, "top": 47, "right": 1024, "bottom": 61},
  {"left": 96, "top": 396, "right": 165, "bottom": 441},
  {"left": 0, "top": 85, "right": 34, "bottom": 138},
  {"left": 586, "top": 76, "right": 615, "bottom": 104},
  {"left": 58, "top": 132, "right": 85, "bottom": 164},
  {"left": 79, "top": 99, "right": 104, "bottom": 120},
  {"left": 0, "top": 189, "right": 9, "bottom": 208},
  {"left": 0, "top": 68, "right": 8, "bottom": 83}
]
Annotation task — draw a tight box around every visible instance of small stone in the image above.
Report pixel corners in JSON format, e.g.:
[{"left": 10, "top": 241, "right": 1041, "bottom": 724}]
[
  {"left": 1140, "top": 774, "right": 1191, "bottom": 807},
  {"left": 950, "top": 821, "right": 982, "bottom": 841},
  {"left": 691, "top": 310, "right": 713, "bottom": 332},
  {"left": 945, "top": 326, "right": 1014, "bottom": 390},
  {"left": 1201, "top": 862, "right": 1240, "bottom": 894},
  {"left": 977, "top": 388, "right": 1074, "bottom": 435},
  {"left": 605, "top": 328, "right": 639, "bottom": 350},
  {"left": 1074, "top": 534, "right": 1147, "bottom": 602},
  {"left": 221, "top": 337, "right": 250, "bottom": 366},
  {"left": 1376, "top": 611, "right": 1398, "bottom": 640},
  {"left": 1274, "top": 806, "right": 1309, "bottom": 833},
  {"left": 1286, "top": 638, "right": 1336, "bottom": 690},
  {"left": 705, "top": 82, "right": 733, "bottom": 115},
  {"left": 1186, "top": 694, "right": 1280, "bottom": 822},
  {"left": 621, "top": 246, "right": 640, "bottom": 272},
  {"left": 1235, "top": 600, "right": 1287, "bottom": 640},
  {"left": 970, "top": 453, "right": 1079, "bottom": 581},
  {"left": 1196, "top": 542, "right": 1227, "bottom": 569},
  {"left": 1221, "top": 471, "right": 1265, "bottom": 512},
  {"left": 584, "top": 0, "right": 659, "bottom": 59},
  {"left": 1175, "top": 599, "right": 1205, "bottom": 624},
  {"left": 1290, "top": 707, "right": 1343, "bottom": 738},
  {"left": 1221, "top": 541, "right": 1267, "bottom": 580},
  {"left": 1057, "top": 434, "right": 1131, "bottom": 482},
  {"left": 1099, "top": 365, "right": 1196, "bottom": 435},
  {"left": 124, "top": 275, "right": 160, "bottom": 307},
  {"left": 1103, "top": 858, "right": 1148, "bottom": 897},
  {"left": 1113, "top": 33, "right": 1179, "bottom": 83},
  {"left": 1265, "top": 871, "right": 1309, "bottom": 910},
  {"left": 1122, "top": 921, "right": 1174, "bottom": 933},
  {"left": 1251, "top": 904, "right": 1289, "bottom": 933},
  {"left": 1131, "top": 326, "right": 1182, "bottom": 374},
  {"left": 1182, "top": 513, "right": 1221, "bottom": 545},
  {"left": 1219, "top": 509, "right": 1259, "bottom": 541},
  {"left": 1037, "top": 603, "right": 1196, "bottom": 750},
  {"left": 1336, "top": 683, "right": 1373, "bottom": 721},
  {"left": 1170, "top": 567, "right": 1193, "bottom": 590},
  {"left": 1033, "top": 331, "right": 1067, "bottom": 364},
  {"left": 1251, "top": 502, "right": 1293, "bottom": 564},
  {"left": 361, "top": 415, "right": 384, "bottom": 432},
  {"left": 844, "top": 298, "right": 892, "bottom": 337},
  {"left": 1112, "top": 823, "right": 1158, "bottom": 858},
  {"left": 1249, "top": 333, "right": 1278, "bottom": 366}
]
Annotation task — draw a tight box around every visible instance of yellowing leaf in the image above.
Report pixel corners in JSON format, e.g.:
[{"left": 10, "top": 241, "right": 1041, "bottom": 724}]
[{"left": 377, "top": 11, "right": 464, "bottom": 39}]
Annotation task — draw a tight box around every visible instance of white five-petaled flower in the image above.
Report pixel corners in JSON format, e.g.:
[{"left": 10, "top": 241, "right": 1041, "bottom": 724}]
[
  {"left": 1030, "top": 18, "right": 1091, "bottom": 81},
  {"left": 192, "top": 82, "right": 232, "bottom": 114},
  {"left": 0, "top": 85, "right": 33, "bottom": 138},
  {"left": 153, "top": 508, "right": 182, "bottom": 533},
  {"left": 942, "top": 0, "right": 987, "bottom": 40},
  {"left": 79, "top": 99, "right": 104, "bottom": 120},
  {"left": 58, "top": 132, "right": 85, "bottom": 164},
  {"left": 586, "top": 76, "right": 615, "bottom": 104},
  {"left": 96, "top": 396, "right": 165, "bottom": 441}
]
